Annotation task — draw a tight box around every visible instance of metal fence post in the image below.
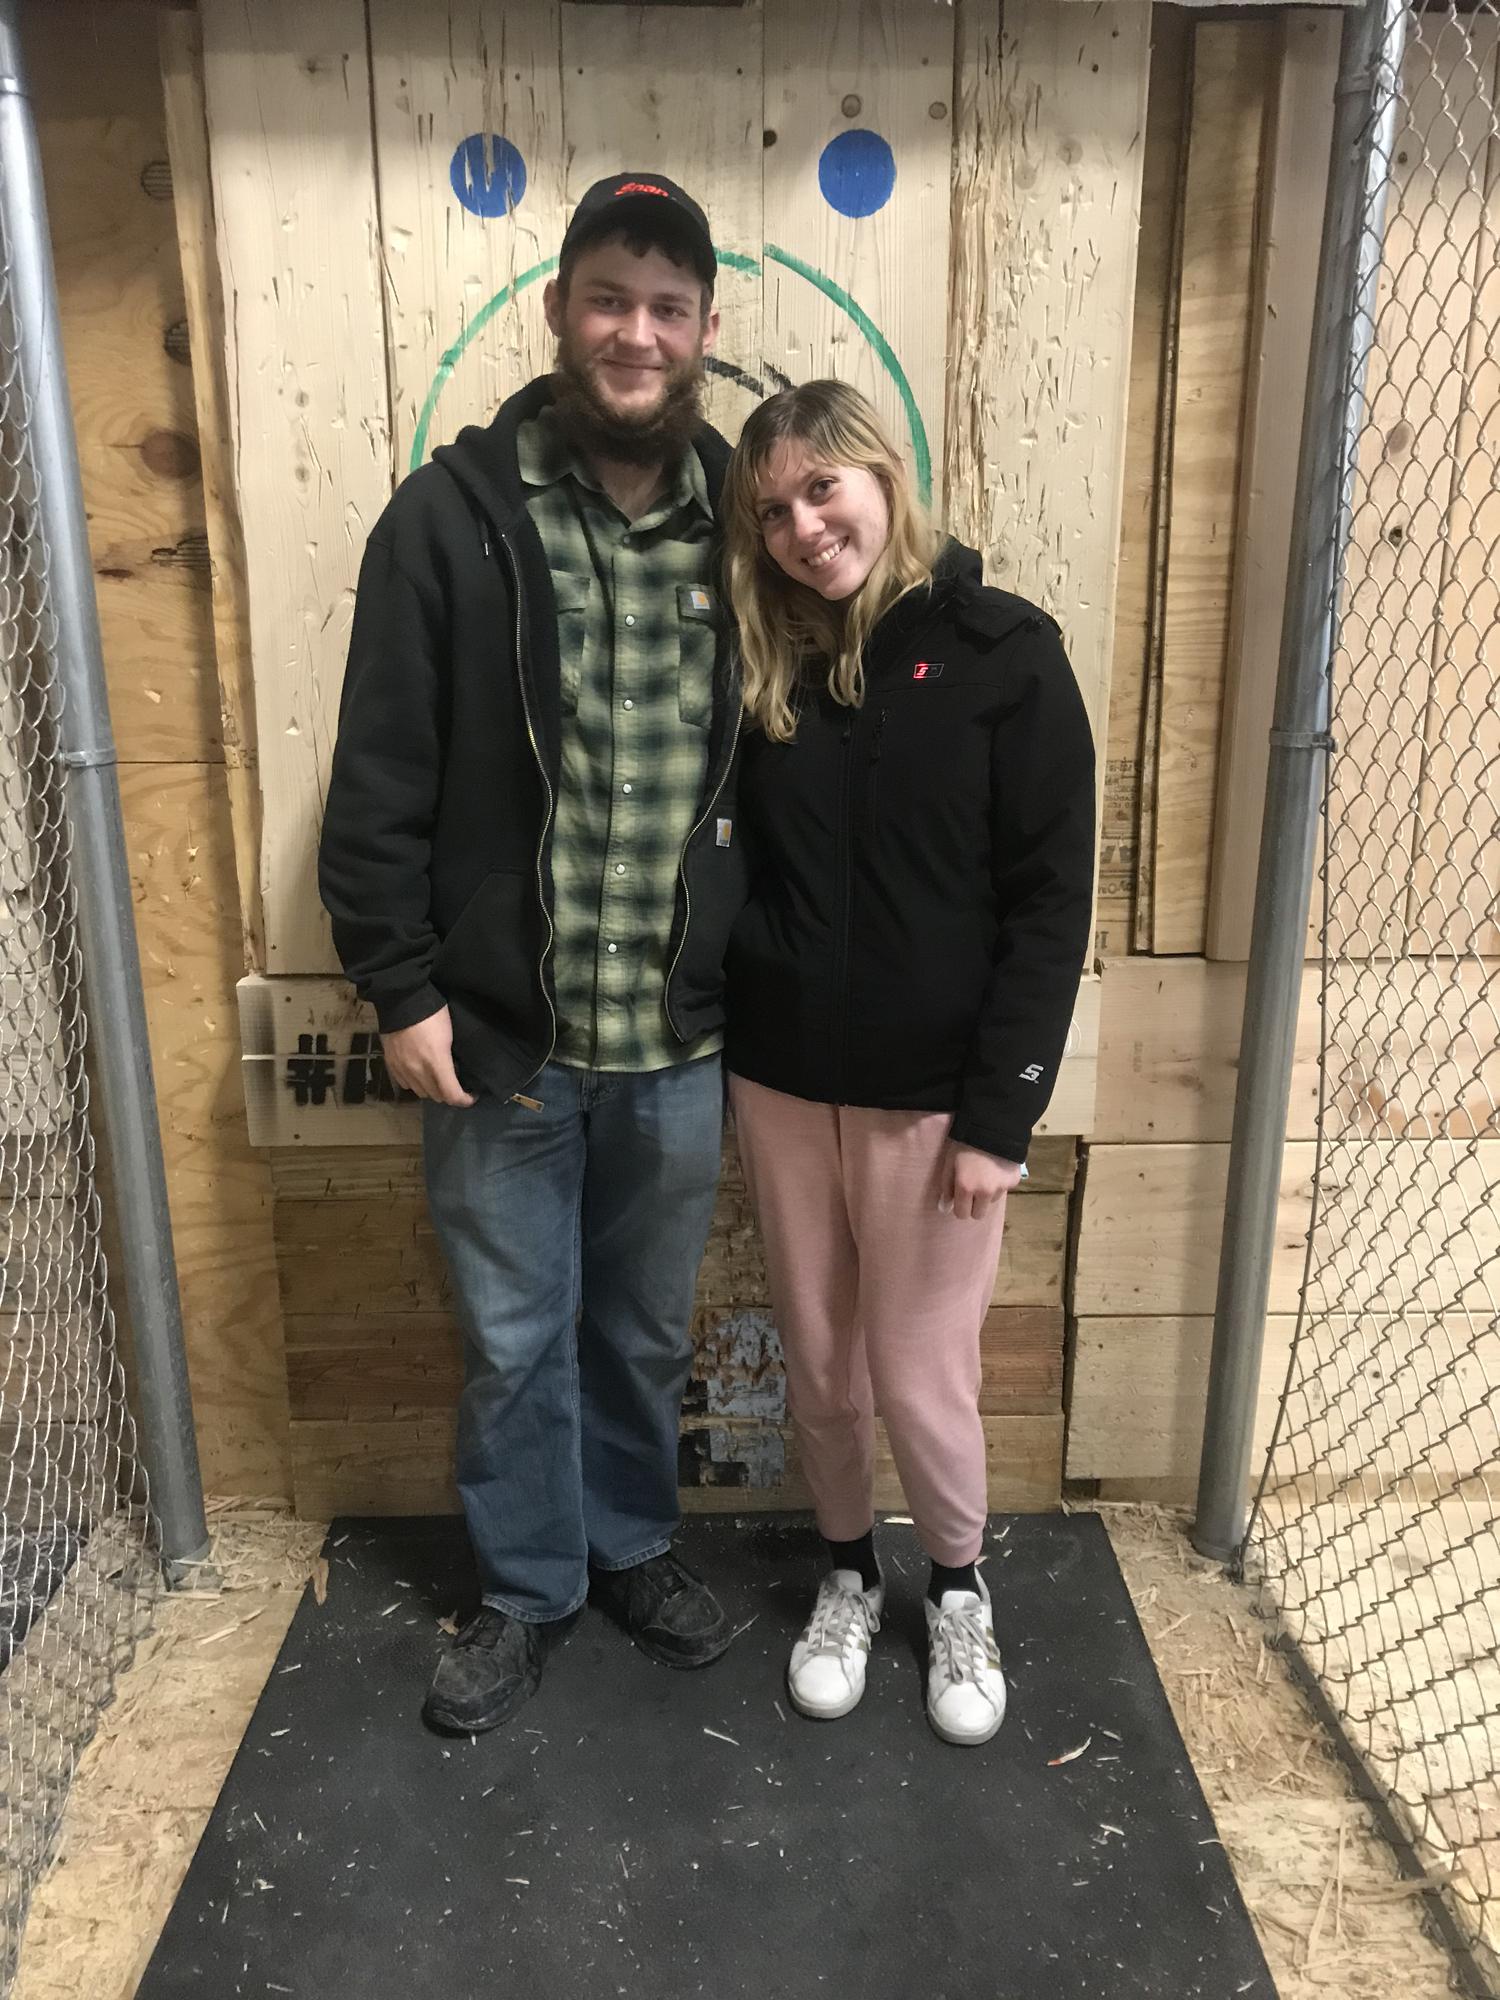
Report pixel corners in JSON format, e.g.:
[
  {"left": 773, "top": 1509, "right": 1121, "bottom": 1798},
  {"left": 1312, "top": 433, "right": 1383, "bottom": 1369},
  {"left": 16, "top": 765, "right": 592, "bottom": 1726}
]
[
  {"left": 0, "top": 0, "right": 209, "bottom": 1573},
  {"left": 1192, "top": 0, "right": 1408, "bottom": 1563}
]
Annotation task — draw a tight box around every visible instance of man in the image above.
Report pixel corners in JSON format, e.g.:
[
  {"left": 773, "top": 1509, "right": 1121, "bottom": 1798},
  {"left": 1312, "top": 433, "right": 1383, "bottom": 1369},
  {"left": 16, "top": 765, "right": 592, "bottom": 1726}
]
[{"left": 319, "top": 174, "right": 744, "bottom": 1735}]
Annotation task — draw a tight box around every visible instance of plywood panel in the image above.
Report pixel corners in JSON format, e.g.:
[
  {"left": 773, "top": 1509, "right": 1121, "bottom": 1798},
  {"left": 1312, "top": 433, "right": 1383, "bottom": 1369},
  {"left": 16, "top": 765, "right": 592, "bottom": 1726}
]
[
  {"left": 560, "top": 0, "right": 762, "bottom": 443},
  {"left": 117, "top": 764, "right": 290, "bottom": 1498},
  {"left": 1149, "top": 19, "right": 1275, "bottom": 955},
  {"left": 763, "top": 0, "right": 952, "bottom": 500},
  {"left": 31, "top": 5, "right": 222, "bottom": 766},
  {"left": 369, "top": 0, "right": 566, "bottom": 468},
  {"left": 954, "top": 0, "right": 1150, "bottom": 793},
  {"left": 199, "top": 0, "right": 393, "bottom": 974},
  {"left": 1205, "top": 10, "right": 1341, "bottom": 962}
]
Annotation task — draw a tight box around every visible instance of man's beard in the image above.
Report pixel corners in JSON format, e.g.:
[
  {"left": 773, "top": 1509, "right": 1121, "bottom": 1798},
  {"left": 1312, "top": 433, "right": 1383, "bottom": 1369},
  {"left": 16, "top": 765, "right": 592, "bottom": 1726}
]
[{"left": 551, "top": 331, "right": 706, "bottom": 467}]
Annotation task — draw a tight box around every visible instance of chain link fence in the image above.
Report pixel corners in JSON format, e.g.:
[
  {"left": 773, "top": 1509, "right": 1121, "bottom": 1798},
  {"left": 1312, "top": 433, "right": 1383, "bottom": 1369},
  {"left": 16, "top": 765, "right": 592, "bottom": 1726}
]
[
  {"left": 1245, "top": 3, "right": 1500, "bottom": 1989},
  {"left": 0, "top": 152, "right": 157, "bottom": 1992}
]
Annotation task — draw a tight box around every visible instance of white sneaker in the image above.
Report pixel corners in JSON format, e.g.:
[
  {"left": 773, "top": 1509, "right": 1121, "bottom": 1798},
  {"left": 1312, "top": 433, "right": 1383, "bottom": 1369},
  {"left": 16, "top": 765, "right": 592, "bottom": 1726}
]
[
  {"left": 924, "top": 1571, "right": 1006, "bottom": 1745},
  {"left": 787, "top": 1569, "right": 884, "bottom": 1720}
]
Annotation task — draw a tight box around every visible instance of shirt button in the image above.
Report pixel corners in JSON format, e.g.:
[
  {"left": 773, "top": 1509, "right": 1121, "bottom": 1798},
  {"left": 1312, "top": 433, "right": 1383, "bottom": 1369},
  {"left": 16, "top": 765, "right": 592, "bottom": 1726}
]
[
  {"left": 622, "top": 699, "right": 634, "bottom": 711},
  {"left": 615, "top": 863, "right": 627, "bottom": 875},
  {"left": 624, "top": 613, "right": 636, "bottom": 627},
  {"left": 622, "top": 783, "right": 633, "bottom": 795},
  {"left": 607, "top": 943, "right": 618, "bottom": 955}
]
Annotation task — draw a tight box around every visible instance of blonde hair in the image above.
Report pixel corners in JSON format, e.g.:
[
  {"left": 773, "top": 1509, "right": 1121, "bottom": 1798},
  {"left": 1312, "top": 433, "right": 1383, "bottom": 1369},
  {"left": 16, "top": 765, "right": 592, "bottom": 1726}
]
[{"left": 725, "top": 380, "right": 940, "bottom": 741}]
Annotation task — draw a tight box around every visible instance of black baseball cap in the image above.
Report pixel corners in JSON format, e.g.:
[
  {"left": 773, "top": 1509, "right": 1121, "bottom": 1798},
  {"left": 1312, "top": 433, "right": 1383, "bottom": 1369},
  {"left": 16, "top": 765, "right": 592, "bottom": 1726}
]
[{"left": 559, "top": 172, "right": 717, "bottom": 287}]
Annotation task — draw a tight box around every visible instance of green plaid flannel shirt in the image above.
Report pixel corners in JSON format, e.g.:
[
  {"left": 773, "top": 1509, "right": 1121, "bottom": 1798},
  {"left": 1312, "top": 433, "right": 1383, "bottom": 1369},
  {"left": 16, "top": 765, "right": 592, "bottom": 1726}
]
[{"left": 519, "top": 407, "right": 723, "bottom": 1072}]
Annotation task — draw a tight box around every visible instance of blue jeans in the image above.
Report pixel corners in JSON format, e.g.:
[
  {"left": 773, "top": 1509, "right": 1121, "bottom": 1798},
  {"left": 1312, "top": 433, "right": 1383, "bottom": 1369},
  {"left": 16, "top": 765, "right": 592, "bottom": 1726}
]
[{"left": 423, "top": 1056, "right": 724, "bottom": 1622}]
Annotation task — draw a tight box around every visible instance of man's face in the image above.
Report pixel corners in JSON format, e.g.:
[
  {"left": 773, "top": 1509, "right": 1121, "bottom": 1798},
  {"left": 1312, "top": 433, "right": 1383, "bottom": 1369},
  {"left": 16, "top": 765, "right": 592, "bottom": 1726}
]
[{"left": 544, "top": 237, "right": 719, "bottom": 431}]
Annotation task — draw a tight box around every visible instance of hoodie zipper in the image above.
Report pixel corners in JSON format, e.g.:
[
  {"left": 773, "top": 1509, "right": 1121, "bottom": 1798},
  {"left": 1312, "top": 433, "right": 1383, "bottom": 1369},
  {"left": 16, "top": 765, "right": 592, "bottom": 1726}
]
[{"left": 490, "top": 526, "right": 557, "bottom": 1090}]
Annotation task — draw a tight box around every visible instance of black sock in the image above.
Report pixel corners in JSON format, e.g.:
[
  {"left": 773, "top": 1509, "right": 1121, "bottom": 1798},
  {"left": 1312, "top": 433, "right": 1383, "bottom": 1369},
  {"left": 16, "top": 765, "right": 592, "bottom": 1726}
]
[
  {"left": 825, "top": 1531, "right": 881, "bottom": 1592},
  {"left": 927, "top": 1560, "right": 980, "bottom": 1607}
]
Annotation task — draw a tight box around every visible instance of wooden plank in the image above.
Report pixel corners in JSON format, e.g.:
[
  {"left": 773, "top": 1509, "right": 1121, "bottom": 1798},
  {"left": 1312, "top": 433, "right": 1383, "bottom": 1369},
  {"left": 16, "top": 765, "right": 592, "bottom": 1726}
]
[
  {"left": 1095, "top": 955, "right": 1321, "bottom": 1144},
  {"left": 1094, "top": 7, "right": 1192, "bottom": 958},
  {"left": 1322, "top": 21, "right": 1498, "bottom": 963},
  {"left": 954, "top": 0, "right": 1150, "bottom": 862},
  {"left": 1409, "top": 23, "right": 1500, "bottom": 961},
  {"left": 762, "top": 0, "right": 951, "bottom": 500},
  {"left": 31, "top": 4, "right": 222, "bottom": 768},
  {"left": 560, "top": 0, "right": 763, "bottom": 445},
  {"left": 289, "top": 1411, "right": 1063, "bottom": 1517},
  {"left": 1149, "top": 19, "right": 1275, "bottom": 955},
  {"left": 1096, "top": 953, "right": 1500, "bottom": 1144},
  {"left": 160, "top": 9, "right": 264, "bottom": 970},
  {"left": 199, "top": 0, "right": 393, "bottom": 974},
  {"left": 273, "top": 1181, "right": 1069, "bottom": 1316},
  {"left": 1068, "top": 1314, "right": 1294, "bottom": 1481},
  {"left": 1204, "top": 11, "right": 1341, "bottom": 960},
  {"left": 1070, "top": 1312, "right": 1500, "bottom": 1491},
  {"left": 1073, "top": 1138, "right": 1500, "bottom": 1318},
  {"left": 369, "top": 0, "right": 566, "bottom": 470},
  {"left": 282, "top": 1304, "right": 1061, "bottom": 1419},
  {"left": 268, "top": 1133, "right": 1077, "bottom": 1203},
  {"left": 239, "top": 972, "right": 1101, "bottom": 1144}
]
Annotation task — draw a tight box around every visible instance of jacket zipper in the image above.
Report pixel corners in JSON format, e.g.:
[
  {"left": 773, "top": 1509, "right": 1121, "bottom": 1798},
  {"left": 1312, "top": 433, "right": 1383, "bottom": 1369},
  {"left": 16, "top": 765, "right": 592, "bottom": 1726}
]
[
  {"left": 664, "top": 689, "right": 743, "bottom": 1043},
  {"left": 868, "top": 706, "right": 886, "bottom": 824},
  {"left": 492, "top": 528, "right": 557, "bottom": 1091},
  {"left": 832, "top": 713, "right": 856, "bottom": 1103}
]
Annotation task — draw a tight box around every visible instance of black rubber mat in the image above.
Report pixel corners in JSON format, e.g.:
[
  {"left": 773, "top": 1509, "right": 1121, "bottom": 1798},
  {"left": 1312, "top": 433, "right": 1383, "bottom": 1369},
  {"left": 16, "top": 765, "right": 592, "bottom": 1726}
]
[{"left": 136, "top": 1513, "right": 1274, "bottom": 1999}]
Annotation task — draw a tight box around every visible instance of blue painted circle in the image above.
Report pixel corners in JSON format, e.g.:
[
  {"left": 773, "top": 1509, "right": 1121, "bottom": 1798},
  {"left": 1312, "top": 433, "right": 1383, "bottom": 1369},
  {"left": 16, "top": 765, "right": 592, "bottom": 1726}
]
[
  {"left": 449, "top": 133, "right": 527, "bottom": 218},
  {"left": 817, "top": 129, "right": 896, "bottom": 219}
]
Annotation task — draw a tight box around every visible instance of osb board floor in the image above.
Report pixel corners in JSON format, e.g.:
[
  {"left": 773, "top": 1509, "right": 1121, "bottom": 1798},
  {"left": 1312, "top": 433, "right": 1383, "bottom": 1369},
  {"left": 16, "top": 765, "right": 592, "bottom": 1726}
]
[{"left": 11, "top": 1506, "right": 1461, "bottom": 2000}]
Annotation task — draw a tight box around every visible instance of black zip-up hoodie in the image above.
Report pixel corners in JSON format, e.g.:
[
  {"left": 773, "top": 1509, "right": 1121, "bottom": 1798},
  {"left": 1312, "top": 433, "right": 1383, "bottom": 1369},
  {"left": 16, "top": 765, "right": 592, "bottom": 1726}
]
[
  {"left": 725, "top": 543, "right": 1094, "bottom": 1163},
  {"left": 318, "top": 379, "right": 746, "bottom": 1104}
]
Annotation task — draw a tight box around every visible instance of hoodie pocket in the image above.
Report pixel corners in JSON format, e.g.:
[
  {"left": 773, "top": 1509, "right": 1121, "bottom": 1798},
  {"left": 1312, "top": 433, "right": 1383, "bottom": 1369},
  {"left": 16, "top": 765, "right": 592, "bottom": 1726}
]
[{"left": 551, "top": 570, "right": 596, "bottom": 716}]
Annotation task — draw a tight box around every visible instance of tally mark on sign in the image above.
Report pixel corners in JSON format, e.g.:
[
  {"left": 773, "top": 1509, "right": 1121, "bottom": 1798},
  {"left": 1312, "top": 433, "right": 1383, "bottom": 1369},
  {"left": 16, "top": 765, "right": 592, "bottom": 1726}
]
[{"left": 284, "top": 1032, "right": 418, "bottom": 1108}]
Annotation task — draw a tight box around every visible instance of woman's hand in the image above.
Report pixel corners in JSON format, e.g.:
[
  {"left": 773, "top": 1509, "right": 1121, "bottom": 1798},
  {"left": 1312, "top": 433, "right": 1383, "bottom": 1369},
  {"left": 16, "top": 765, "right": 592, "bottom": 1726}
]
[{"left": 939, "top": 1143, "right": 1023, "bottom": 1221}]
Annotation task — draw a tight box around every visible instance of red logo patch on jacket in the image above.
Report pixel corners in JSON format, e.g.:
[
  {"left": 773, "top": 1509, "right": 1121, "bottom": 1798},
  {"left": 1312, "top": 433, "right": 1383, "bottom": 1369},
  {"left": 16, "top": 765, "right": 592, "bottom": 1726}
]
[{"left": 913, "top": 661, "right": 944, "bottom": 680}]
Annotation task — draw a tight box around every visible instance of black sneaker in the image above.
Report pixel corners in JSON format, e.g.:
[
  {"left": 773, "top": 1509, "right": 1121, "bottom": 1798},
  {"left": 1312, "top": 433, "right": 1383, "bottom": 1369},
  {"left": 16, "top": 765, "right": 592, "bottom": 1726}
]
[
  {"left": 422, "top": 1605, "right": 562, "bottom": 1734},
  {"left": 589, "top": 1550, "right": 732, "bottom": 1668}
]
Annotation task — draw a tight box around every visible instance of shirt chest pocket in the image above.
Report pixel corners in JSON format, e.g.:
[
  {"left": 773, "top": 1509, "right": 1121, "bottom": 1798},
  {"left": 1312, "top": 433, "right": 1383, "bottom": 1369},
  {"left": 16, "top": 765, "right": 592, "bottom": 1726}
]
[
  {"left": 551, "top": 570, "right": 597, "bottom": 715},
  {"left": 677, "top": 583, "right": 718, "bottom": 730}
]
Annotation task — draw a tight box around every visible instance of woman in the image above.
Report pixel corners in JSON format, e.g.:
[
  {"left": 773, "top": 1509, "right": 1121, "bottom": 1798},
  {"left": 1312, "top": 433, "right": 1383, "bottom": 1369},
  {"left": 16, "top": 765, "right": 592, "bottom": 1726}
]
[{"left": 722, "top": 382, "right": 1094, "bottom": 1746}]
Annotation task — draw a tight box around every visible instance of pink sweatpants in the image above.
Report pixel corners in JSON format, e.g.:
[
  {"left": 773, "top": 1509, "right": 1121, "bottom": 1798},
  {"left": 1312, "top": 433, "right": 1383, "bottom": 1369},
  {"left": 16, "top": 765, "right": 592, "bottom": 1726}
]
[{"left": 728, "top": 1074, "right": 1008, "bottom": 1567}]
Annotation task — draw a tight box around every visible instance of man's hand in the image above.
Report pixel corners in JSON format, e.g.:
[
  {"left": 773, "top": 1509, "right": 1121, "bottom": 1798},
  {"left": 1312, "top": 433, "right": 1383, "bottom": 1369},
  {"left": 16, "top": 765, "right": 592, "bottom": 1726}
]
[
  {"left": 380, "top": 1007, "right": 476, "bottom": 1107},
  {"left": 939, "top": 1142, "right": 1023, "bottom": 1221}
]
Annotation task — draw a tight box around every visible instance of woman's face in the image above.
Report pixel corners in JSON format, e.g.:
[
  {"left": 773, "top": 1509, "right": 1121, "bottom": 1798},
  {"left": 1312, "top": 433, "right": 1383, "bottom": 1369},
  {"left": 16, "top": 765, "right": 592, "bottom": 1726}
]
[{"left": 752, "top": 442, "right": 892, "bottom": 602}]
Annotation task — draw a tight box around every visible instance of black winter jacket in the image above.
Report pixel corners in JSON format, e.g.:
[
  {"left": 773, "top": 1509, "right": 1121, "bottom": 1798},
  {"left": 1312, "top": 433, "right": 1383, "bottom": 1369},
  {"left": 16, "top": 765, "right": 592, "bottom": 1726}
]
[
  {"left": 318, "top": 379, "right": 746, "bottom": 1104},
  {"left": 724, "top": 544, "right": 1095, "bottom": 1163}
]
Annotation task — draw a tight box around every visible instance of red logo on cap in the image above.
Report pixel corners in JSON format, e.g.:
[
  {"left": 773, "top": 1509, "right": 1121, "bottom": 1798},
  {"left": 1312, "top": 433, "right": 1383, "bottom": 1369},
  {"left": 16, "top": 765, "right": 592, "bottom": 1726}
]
[{"left": 616, "top": 182, "right": 669, "bottom": 198}]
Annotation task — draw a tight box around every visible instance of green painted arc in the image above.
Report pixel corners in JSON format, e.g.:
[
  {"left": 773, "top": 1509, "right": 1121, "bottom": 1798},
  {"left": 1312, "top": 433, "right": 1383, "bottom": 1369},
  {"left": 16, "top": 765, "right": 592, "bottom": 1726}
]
[{"left": 408, "top": 241, "right": 932, "bottom": 508}]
